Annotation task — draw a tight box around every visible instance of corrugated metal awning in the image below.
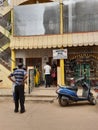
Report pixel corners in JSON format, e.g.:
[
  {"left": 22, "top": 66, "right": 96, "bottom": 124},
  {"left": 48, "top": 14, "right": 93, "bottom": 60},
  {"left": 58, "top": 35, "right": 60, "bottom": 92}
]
[{"left": 10, "top": 32, "right": 98, "bottom": 49}]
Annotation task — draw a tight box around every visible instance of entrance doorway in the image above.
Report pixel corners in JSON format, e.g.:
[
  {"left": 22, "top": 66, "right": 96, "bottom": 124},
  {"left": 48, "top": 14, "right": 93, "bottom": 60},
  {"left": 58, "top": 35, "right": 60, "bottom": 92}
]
[
  {"left": 26, "top": 58, "right": 42, "bottom": 71},
  {"left": 26, "top": 58, "right": 41, "bottom": 67},
  {"left": 26, "top": 58, "right": 42, "bottom": 86}
]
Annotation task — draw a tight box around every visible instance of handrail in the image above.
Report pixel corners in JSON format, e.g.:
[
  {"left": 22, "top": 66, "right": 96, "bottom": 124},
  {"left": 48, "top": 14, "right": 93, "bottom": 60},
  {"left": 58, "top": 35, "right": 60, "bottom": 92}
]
[
  {"left": 0, "top": 6, "right": 11, "bottom": 15},
  {"left": 0, "top": 25, "right": 10, "bottom": 38},
  {"left": 0, "top": 43, "right": 10, "bottom": 52},
  {"left": 0, "top": 57, "right": 10, "bottom": 70}
]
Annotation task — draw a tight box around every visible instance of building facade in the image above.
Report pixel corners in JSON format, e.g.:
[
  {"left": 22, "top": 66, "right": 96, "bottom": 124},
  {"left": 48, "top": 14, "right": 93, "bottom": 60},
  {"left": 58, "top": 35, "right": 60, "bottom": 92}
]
[{"left": 1, "top": 0, "right": 98, "bottom": 88}]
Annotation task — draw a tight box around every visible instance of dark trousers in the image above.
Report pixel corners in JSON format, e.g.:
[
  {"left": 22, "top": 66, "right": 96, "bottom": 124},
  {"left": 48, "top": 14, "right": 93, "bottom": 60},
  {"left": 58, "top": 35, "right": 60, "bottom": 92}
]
[
  {"left": 14, "top": 85, "right": 25, "bottom": 111},
  {"left": 45, "top": 74, "right": 51, "bottom": 87}
]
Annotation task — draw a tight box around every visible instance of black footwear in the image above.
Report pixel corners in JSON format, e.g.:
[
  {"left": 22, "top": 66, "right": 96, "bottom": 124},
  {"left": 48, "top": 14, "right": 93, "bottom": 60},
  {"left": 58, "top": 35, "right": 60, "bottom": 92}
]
[
  {"left": 20, "top": 109, "right": 25, "bottom": 114},
  {"left": 14, "top": 109, "right": 18, "bottom": 113}
]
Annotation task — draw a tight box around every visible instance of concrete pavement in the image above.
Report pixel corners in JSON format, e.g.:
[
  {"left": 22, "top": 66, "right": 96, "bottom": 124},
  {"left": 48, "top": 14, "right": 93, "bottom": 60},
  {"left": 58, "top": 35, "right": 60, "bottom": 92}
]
[{"left": 1, "top": 101, "right": 98, "bottom": 130}]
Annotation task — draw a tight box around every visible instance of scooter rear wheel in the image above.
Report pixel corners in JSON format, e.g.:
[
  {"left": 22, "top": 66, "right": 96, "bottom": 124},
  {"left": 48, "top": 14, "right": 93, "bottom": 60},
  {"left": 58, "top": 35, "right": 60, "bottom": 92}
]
[{"left": 58, "top": 96, "right": 68, "bottom": 107}]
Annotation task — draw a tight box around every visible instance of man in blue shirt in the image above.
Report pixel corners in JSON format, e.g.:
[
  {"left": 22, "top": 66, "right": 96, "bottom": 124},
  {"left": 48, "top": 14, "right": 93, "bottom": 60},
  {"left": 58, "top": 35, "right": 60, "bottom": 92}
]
[{"left": 8, "top": 63, "right": 27, "bottom": 113}]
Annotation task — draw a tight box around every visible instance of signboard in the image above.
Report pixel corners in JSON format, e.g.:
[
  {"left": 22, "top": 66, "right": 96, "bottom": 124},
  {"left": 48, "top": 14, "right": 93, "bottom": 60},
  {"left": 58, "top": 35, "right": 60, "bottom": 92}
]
[{"left": 53, "top": 49, "right": 67, "bottom": 59}]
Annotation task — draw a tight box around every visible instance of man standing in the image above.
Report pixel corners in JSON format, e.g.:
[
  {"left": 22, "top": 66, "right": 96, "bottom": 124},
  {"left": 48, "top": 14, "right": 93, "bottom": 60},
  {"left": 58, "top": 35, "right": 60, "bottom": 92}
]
[
  {"left": 44, "top": 62, "right": 51, "bottom": 88},
  {"left": 8, "top": 63, "right": 27, "bottom": 114}
]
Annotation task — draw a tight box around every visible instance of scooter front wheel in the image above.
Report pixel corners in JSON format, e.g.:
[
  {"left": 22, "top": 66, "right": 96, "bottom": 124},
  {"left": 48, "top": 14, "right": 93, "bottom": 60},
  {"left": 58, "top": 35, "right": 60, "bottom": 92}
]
[
  {"left": 58, "top": 96, "right": 69, "bottom": 107},
  {"left": 89, "top": 96, "right": 96, "bottom": 105}
]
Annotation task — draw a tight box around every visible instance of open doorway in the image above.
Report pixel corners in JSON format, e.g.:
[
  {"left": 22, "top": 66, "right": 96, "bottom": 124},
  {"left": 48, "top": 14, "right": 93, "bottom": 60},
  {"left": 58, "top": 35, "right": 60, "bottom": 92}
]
[{"left": 26, "top": 58, "right": 42, "bottom": 87}]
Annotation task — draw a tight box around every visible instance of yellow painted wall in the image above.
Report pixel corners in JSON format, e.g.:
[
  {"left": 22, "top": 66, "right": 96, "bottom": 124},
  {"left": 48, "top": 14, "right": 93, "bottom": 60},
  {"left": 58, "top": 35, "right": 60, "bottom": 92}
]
[{"left": 0, "top": 64, "right": 12, "bottom": 88}]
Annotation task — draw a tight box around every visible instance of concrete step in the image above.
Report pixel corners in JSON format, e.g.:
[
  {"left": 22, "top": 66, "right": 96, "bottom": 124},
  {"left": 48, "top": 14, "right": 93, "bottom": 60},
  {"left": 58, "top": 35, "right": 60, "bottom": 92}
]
[
  {"left": 0, "top": 87, "right": 57, "bottom": 103},
  {"left": 0, "top": 95, "right": 57, "bottom": 103},
  {"left": 25, "top": 96, "right": 57, "bottom": 103}
]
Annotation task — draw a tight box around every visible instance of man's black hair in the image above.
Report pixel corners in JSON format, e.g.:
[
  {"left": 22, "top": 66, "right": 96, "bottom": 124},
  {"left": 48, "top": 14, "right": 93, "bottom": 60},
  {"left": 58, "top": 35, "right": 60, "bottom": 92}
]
[
  {"left": 18, "top": 63, "right": 23, "bottom": 68},
  {"left": 46, "top": 62, "right": 49, "bottom": 65}
]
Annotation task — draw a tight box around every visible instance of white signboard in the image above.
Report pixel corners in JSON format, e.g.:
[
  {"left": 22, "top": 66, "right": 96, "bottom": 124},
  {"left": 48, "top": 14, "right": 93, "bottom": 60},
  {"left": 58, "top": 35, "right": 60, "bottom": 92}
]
[{"left": 53, "top": 49, "right": 67, "bottom": 59}]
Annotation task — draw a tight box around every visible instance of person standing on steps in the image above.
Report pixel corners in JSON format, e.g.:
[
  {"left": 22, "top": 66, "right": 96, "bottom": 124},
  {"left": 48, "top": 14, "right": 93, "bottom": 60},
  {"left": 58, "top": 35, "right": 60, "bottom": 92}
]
[
  {"left": 8, "top": 62, "right": 27, "bottom": 114},
  {"left": 44, "top": 62, "right": 51, "bottom": 88}
]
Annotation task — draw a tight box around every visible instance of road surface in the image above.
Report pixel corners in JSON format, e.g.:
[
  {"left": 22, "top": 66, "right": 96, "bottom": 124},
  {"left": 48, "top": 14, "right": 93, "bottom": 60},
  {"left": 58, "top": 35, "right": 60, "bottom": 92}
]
[{"left": 0, "top": 99, "right": 98, "bottom": 130}]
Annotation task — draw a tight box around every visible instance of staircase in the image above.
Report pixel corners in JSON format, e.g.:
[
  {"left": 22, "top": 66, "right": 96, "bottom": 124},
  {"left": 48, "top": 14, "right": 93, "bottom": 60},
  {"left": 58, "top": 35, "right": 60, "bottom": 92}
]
[
  {"left": 25, "top": 87, "right": 57, "bottom": 102},
  {"left": 0, "top": 2, "right": 11, "bottom": 69},
  {"left": 0, "top": 2, "right": 12, "bottom": 88}
]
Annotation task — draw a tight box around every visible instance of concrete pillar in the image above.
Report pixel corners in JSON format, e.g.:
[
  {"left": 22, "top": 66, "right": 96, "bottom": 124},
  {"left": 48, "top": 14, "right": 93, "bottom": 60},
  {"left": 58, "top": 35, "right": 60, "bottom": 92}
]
[
  {"left": 11, "top": 49, "right": 16, "bottom": 72},
  {"left": 60, "top": 0, "right": 65, "bottom": 85}
]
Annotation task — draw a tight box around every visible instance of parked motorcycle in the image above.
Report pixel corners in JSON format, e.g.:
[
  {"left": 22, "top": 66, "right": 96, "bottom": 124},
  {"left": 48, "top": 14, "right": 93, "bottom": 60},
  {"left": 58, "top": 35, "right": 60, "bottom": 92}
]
[{"left": 56, "top": 77, "right": 96, "bottom": 106}]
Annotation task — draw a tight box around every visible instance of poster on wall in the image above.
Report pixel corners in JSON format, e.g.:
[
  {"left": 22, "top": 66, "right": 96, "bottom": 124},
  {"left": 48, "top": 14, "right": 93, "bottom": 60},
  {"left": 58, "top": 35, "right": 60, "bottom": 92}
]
[{"left": 13, "top": 2, "right": 60, "bottom": 36}]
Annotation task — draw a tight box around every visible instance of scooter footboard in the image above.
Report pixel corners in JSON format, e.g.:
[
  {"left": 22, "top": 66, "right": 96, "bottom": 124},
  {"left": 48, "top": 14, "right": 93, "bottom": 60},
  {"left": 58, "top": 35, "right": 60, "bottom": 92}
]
[{"left": 58, "top": 94, "right": 78, "bottom": 102}]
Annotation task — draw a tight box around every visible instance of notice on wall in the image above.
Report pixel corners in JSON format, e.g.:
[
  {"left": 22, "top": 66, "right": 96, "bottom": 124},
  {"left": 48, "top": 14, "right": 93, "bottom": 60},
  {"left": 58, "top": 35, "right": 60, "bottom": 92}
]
[{"left": 53, "top": 49, "right": 67, "bottom": 59}]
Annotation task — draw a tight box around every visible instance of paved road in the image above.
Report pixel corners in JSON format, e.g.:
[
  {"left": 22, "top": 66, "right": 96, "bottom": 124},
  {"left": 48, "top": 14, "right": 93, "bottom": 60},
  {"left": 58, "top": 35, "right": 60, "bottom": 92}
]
[{"left": 0, "top": 99, "right": 98, "bottom": 130}]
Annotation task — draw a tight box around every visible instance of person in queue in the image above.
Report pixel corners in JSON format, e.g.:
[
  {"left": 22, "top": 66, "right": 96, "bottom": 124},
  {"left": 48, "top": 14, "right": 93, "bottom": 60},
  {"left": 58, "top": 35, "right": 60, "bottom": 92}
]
[{"left": 44, "top": 62, "right": 51, "bottom": 88}]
